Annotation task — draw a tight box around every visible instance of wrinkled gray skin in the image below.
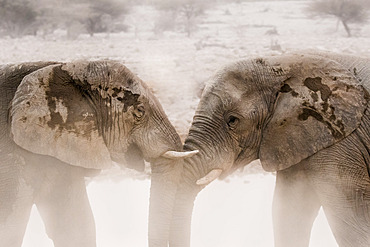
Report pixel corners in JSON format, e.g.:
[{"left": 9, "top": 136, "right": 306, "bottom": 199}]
[
  {"left": 0, "top": 61, "right": 184, "bottom": 247},
  {"left": 152, "top": 52, "right": 370, "bottom": 247}
]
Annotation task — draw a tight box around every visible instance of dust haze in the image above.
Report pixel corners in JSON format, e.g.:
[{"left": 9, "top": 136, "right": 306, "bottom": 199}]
[{"left": 2, "top": 0, "right": 369, "bottom": 246}]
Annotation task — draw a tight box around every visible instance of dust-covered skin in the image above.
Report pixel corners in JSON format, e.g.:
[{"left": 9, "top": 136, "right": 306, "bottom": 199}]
[
  {"left": 0, "top": 61, "right": 189, "bottom": 247},
  {"left": 151, "top": 52, "right": 370, "bottom": 247}
]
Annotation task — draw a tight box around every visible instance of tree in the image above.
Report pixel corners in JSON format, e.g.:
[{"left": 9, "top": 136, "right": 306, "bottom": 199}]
[
  {"left": 85, "top": 0, "right": 128, "bottom": 36},
  {"left": 0, "top": 0, "right": 38, "bottom": 37},
  {"left": 307, "top": 0, "right": 370, "bottom": 37},
  {"left": 34, "top": 0, "right": 88, "bottom": 38},
  {"left": 180, "top": 1, "right": 206, "bottom": 37},
  {"left": 152, "top": 0, "right": 209, "bottom": 37}
]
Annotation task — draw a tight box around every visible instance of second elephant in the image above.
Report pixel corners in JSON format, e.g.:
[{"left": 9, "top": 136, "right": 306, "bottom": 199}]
[
  {"left": 0, "top": 61, "right": 196, "bottom": 247},
  {"left": 148, "top": 52, "right": 370, "bottom": 247}
]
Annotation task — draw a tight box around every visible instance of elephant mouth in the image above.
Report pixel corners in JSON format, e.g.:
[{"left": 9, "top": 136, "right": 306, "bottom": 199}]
[
  {"left": 111, "top": 143, "right": 146, "bottom": 172},
  {"left": 218, "top": 149, "right": 257, "bottom": 179}
]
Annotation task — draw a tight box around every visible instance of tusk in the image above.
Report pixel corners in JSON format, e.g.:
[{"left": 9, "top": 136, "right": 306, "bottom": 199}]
[
  {"left": 161, "top": 150, "right": 199, "bottom": 159},
  {"left": 196, "top": 169, "right": 223, "bottom": 185}
]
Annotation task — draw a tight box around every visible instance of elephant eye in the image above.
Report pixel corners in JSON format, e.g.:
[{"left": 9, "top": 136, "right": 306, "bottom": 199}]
[
  {"left": 227, "top": 115, "right": 239, "bottom": 129},
  {"left": 134, "top": 105, "right": 145, "bottom": 119}
]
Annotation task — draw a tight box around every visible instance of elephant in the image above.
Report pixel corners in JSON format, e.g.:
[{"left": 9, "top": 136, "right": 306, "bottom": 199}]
[
  {"left": 148, "top": 52, "right": 370, "bottom": 247},
  {"left": 0, "top": 61, "right": 197, "bottom": 247}
]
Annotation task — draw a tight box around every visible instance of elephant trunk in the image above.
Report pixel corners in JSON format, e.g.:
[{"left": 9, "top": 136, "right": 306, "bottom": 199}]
[
  {"left": 168, "top": 156, "right": 204, "bottom": 247},
  {"left": 151, "top": 119, "right": 214, "bottom": 246},
  {"left": 169, "top": 187, "right": 199, "bottom": 247},
  {"left": 148, "top": 159, "right": 183, "bottom": 247}
]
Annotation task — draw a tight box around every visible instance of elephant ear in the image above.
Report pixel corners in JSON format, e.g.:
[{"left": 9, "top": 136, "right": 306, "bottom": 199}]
[
  {"left": 260, "top": 55, "right": 368, "bottom": 172},
  {"left": 10, "top": 64, "right": 112, "bottom": 169}
]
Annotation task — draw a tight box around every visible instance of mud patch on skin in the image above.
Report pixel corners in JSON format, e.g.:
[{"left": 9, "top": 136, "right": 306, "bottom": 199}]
[
  {"left": 298, "top": 105, "right": 345, "bottom": 140},
  {"left": 127, "top": 78, "right": 134, "bottom": 86},
  {"left": 280, "top": 83, "right": 298, "bottom": 97},
  {"left": 353, "top": 67, "right": 358, "bottom": 77},
  {"left": 45, "top": 66, "right": 98, "bottom": 137},
  {"left": 116, "top": 90, "right": 140, "bottom": 112},
  {"left": 321, "top": 101, "right": 330, "bottom": 112},
  {"left": 271, "top": 66, "right": 284, "bottom": 75},
  {"left": 46, "top": 66, "right": 74, "bottom": 131},
  {"left": 96, "top": 83, "right": 140, "bottom": 112},
  {"left": 303, "top": 77, "right": 331, "bottom": 101},
  {"left": 111, "top": 87, "right": 121, "bottom": 97},
  {"left": 255, "top": 58, "right": 267, "bottom": 66},
  {"left": 298, "top": 108, "right": 323, "bottom": 122},
  {"left": 298, "top": 77, "right": 347, "bottom": 138},
  {"left": 280, "top": 83, "right": 292, "bottom": 93},
  {"left": 310, "top": 92, "right": 318, "bottom": 102}
]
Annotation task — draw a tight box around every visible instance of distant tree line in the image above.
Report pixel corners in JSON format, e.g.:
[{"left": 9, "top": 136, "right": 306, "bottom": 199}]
[
  {"left": 0, "top": 0, "right": 129, "bottom": 38},
  {"left": 0, "top": 0, "right": 215, "bottom": 38},
  {"left": 2, "top": 0, "right": 369, "bottom": 39}
]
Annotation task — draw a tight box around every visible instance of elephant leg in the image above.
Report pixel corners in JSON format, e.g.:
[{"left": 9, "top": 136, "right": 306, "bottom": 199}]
[
  {"left": 34, "top": 162, "right": 96, "bottom": 247},
  {"left": 273, "top": 162, "right": 321, "bottom": 247},
  {"left": 321, "top": 189, "right": 370, "bottom": 247},
  {"left": 0, "top": 153, "right": 34, "bottom": 247},
  {"left": 306, "top": 140, "right": 370, "bottom": 247}
]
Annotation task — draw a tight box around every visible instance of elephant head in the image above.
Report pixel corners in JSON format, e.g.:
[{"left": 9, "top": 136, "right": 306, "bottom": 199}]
[
  {"left": 8, "top": 61, "right": 198, "bottom": 245},
  {"left": 159, "top": 53, "right": 368, "bottom": 246}
]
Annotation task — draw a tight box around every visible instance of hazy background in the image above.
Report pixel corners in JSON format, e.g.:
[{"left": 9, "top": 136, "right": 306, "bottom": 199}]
[{"left": 2, "top": 0, "right": 370, "bottom": 246}]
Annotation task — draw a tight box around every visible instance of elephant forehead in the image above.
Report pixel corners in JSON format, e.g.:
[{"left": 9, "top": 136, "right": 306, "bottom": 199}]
[
  {"left": 61, "top": 61, "right": 142, "bottom": 93},
  {"left": 203, "top": 78, "right": 245, "bottom": 105},
  {"left": 61, "top": 61, "right": 147, "bottom": 114}
]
